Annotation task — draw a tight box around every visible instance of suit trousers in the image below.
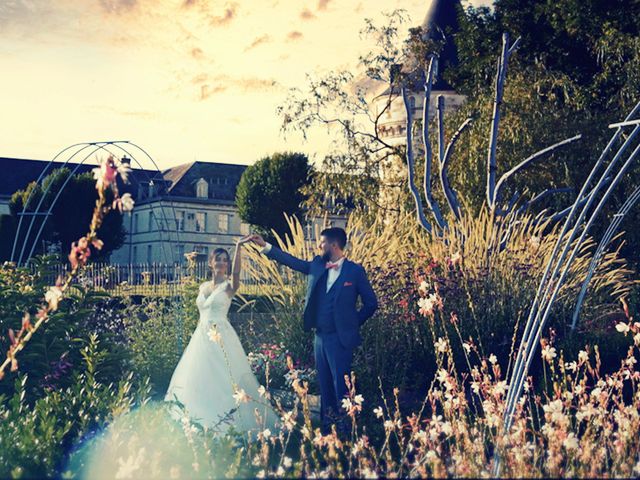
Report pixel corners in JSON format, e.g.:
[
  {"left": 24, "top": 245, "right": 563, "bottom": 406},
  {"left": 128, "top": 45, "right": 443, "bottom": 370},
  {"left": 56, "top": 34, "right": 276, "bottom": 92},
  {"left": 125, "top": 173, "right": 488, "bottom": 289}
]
[{"left": 314, "top": 332, "right": 353, "bottom": 435}]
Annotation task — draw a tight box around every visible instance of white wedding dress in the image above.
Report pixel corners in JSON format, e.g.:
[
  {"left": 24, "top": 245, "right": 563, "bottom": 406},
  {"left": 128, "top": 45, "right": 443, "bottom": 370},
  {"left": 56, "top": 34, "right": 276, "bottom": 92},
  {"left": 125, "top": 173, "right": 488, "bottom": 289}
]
[{"left": 165, "top": 280, "right": 279, "bottom": 435}]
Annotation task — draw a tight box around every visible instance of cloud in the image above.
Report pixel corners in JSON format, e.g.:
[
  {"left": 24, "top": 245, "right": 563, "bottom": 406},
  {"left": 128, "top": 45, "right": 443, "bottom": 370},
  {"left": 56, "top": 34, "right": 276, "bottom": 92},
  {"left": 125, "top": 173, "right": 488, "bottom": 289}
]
[
  {"left": 98, "top": 0, "right": 138, "bottom": 15},
  {"left": 244, "top": 34, "right": 271, "bottom": 52},
  {"left": 201, "top": 84, "right": 228, "bottom": 100},
  {"left": 209, "top": 3, "right": 237, "bottom": 26},
  {"left": 195, "top": 74, "right": 282, "bottom": 100},
  {"left": 300, "top": 8, "right": 316, "bottom": 20},
  {"left": 317, "top": 0, "right": 332, "bottom": 11},
  {"left": 286, "top": 31, "right": 303, "bottom": 42},
  {"left": 191, "top": 47, "right": 204, "bottom": 59},
  {"left": 181, "top": 0, "right": 238, "bottom": 27}
]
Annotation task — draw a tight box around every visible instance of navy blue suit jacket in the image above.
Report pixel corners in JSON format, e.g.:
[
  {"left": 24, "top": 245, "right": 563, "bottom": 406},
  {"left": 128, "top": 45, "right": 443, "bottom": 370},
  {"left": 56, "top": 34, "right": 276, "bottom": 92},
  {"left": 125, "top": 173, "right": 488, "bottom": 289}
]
[{"left": 265, "top": 246, "right": 378, "bottom": 348}]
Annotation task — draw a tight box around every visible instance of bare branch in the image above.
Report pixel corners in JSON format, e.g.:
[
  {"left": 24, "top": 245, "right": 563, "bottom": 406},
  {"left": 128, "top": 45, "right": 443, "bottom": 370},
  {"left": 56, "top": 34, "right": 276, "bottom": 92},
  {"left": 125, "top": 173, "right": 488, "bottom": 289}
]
[
  {"left": 517, "top": 187, "right": 573, "bottom": 215},
  {"left": 487, "top": 32, "right": 520, "bottom": 209},
  {"left": 494, "top": 134, "right": 582, "bottom": 205},
  {"left": 440, "top": 117, "right": 472, "bottom": 219},
  {"left": 421, "top": 57, "right": 447, "bottom": 230},
  {"left": 402, "top": 84, "right": 433, "bottom": 233}
]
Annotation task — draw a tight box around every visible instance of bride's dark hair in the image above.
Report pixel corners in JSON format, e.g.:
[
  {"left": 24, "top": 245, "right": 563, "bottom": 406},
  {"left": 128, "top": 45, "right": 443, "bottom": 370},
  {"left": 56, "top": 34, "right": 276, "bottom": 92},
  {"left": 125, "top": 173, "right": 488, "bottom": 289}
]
[{"left": 209, "top": 248, "right": 231, "bottom": 275}]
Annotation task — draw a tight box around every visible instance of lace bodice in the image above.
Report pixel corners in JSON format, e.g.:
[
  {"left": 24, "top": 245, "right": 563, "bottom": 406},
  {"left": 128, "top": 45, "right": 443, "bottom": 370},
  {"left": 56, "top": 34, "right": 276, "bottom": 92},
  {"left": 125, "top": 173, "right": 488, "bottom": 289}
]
[{"left": 196, "top": 280, "right": 232, "bottom": 324}]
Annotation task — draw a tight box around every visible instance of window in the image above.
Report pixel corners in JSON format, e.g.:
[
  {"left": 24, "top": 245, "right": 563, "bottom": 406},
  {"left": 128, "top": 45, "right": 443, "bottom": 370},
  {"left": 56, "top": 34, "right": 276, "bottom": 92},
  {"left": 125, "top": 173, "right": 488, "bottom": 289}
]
[
  {"left": 148, "top": 211, "right": 155, "bottom": 231},
  {"left": 175, "top": 211, "right": 185, "bottom": 231},
  {"left": 186, "top": 212, "right": 196, "bottom": 231},
  {"left": 194, "top": 244, "right": 208, "bottom": 260},
  {"left": 176, "top": 244, "right": 184, "bottom": 263},
  {"left": 147, "top": 244, "right": 152, "bottom": 264},
  {"left": 409, "top": 96, "right": 416, "bottom": 110},
  {"left": 218, "top": 213, "right": 229, "bottom": 233},
  {"left": 133, "top": 245, "right": 137, "bottom": 262},
  {"left": 195, "top": 212, "right": 206, "bottom": 232},
  {"left": 134, "top": 213, "right": 139, "bottom": 233},
  {"left": 240, "top": 222, "right": 250, "bottom": 235},
  {"left": 196, "top": 178, "right": 208, "bottom": 198}
]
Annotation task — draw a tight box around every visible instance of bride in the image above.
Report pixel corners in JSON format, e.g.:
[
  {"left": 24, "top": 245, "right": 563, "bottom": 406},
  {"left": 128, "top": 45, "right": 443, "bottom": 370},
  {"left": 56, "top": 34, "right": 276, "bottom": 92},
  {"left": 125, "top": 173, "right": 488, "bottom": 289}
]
[{"left": 165, "top": 236, "right": 279, "bottom": 435}]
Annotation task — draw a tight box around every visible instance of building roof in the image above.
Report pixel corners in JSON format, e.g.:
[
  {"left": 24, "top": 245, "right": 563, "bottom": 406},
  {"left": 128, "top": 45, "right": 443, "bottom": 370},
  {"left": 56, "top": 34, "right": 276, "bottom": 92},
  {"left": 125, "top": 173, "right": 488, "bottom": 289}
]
[
  {"left": 0, "top": 157, "right": 248, "bottom": 206},
  {"left": 422, "top": 0, "right": 461, "bottom": 90},
  {"left": 376, "top": 0, "right": 462, "bottom": 97},
  {"left": 162, "top": 161, "right": 247, "bottom": 201}
]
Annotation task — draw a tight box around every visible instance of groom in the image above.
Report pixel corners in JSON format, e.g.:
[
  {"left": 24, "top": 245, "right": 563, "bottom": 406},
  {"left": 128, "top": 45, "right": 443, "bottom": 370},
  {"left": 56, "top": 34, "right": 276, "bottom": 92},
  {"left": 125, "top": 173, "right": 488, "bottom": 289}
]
[{"left": 249, "top": 227, "right": 378, "bottom": 434}]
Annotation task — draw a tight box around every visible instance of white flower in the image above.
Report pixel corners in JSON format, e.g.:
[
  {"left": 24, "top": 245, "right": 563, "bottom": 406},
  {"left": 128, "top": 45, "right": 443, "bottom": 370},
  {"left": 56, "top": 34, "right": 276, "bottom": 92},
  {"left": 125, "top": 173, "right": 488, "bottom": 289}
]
[
  {"left": 281, "top": 411, "right": 296, "bottom": 431},
  {"left": 120, "top": 193, "right": 135, "bottom": 212},
  {"left": 354, "top": 394, "right": 364, "bottom": 406},
  {"left": 450, "top": 251, "right": 462, "bottom": 265},
  {"left": 418, "top": 280, "right": 430, "bottom": 295},
  {"left": 529, "top": 236, "right": 541, "bottom": 249},
  {"left": 262, "top": 428, "right": 272, "bottom": 439},
  {"left": 208, "top": 325, "right": 221, "bottom": 344},
  {"left": 341, "top": 398, "right": 353, "bottom": 410},
  {"left": 258, "top": 385, "right": 267, "bottom": 397},
  {"left": 425, "top": 450, "right": 437, "bottom": 461},
  {"left": 283, "top": 457, "right": 293, "bottom": 468},
  {"left": 541, "top": 345, "right": 557, "bottom": 362},
  {"left": 276, "top": 466, "right": 285, "bottom": 476},
  {"left": 462, "top": 342, "right": 471, "bottom": 354},
  {"left": 563, "top": 433, "right": 579, "bottom": 451},
  {"left": 435, "top": 337, "right": 448, "bottom": 353},
  {"left": 233, "top": 387, "right": 249, "bottom": 404},
  {"left": 373, "top": 406, "right": 384, "bottom": 419},
  {"left": 169, "top": 466, "right": 181, "bottom": 479},
  {"left": 489, "top": 354, "right": 497, "bottom": 364},
  {"left": 615, "top": 322, "right": 630, "bottom": 334},
  {"left": 45, "top": 285, "right": 64, "bottom": 311},
  {"left": 493, "top": 381, "right": 508, "bottom": 397},
  {"left": 256, "top": 470, "right": 265, "bottom": 479},
  {"left": 565, "top": 361, "right": 578, "bottom": 372},
  {"left": 384, "top": 419, "right": 396, "bottom": 430},
  {"left": 418, "top": 296, "right": 435, "bottom": 316},
  {"left": 578, "top": 350, "right": 589, "bottom": 363},
  {"left": 634, "top": 333, "right": 640, "bottom": 346}
]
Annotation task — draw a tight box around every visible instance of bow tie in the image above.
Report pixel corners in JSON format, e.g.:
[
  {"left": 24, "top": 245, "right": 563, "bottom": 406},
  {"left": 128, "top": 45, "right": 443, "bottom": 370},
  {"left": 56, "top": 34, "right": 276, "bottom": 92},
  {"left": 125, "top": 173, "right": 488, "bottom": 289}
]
[{"left": 325, "top": 261, "right": 341, "bottom": 270}]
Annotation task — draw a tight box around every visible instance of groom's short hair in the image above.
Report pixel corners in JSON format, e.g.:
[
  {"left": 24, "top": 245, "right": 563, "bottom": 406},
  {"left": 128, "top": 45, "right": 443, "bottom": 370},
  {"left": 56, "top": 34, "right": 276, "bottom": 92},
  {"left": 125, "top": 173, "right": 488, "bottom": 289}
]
[{"left": 321, "top": 227, "right": 347, "bottom": 249}]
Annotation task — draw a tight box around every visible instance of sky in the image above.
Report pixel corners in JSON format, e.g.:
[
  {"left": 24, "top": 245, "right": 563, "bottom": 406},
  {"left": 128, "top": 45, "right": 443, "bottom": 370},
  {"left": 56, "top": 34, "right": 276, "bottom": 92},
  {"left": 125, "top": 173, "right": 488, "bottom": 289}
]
[{"left": 0, "top": 0, "right": 492, "bottom": 171}]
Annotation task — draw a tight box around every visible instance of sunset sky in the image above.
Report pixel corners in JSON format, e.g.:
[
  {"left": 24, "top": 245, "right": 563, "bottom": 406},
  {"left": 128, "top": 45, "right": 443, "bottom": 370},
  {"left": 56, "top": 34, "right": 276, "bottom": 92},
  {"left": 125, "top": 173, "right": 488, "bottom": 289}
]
[{"left": 0, "top": 0, "right": 491, "bottom": 170}]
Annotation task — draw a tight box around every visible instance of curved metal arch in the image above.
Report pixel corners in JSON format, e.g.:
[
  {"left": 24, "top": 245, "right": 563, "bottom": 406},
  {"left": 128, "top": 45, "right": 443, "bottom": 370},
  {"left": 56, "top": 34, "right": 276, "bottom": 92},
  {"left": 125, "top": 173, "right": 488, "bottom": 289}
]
[
  {"left": 570, "top": 185, "right": 640, "bottom": 330},
  {"left": 11, "top": 141, "right": 182, "bottom": 267},
  {"left": 107, "top": 141, "right": 186, "bottom": 262},
  {"left": 12, "top": 142, "right": 100, "bottom": 263}
]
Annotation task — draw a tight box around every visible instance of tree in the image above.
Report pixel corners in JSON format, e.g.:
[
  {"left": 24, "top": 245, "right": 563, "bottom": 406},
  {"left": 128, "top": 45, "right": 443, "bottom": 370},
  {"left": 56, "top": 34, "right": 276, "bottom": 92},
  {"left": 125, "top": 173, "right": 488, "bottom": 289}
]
[
  {"left": 3, "top": 168, "right": 126, "bottom": 262},
  {"left": 235, "top": 152, "right": 311, "bottom": 242}
]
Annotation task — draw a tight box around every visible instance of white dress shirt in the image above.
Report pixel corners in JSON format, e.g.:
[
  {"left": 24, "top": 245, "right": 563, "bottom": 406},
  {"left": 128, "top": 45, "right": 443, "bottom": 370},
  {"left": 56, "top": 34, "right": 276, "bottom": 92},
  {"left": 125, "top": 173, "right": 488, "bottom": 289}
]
[{"left": 262, "top": 242, "right": 345, "bottom": 292}]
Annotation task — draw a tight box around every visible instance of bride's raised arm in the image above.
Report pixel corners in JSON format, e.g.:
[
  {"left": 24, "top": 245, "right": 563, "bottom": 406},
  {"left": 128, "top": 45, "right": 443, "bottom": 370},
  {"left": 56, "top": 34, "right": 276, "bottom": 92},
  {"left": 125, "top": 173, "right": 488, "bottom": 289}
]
[{"left": 230, "top": 235, "right": 252, "bottom": 294}]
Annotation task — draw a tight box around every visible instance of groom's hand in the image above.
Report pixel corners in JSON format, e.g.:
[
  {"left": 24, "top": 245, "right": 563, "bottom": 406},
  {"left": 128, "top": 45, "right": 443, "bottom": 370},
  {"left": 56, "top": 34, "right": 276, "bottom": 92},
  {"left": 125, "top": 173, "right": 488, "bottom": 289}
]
[{"left": 249, "top": 234, "right": 266, "bottom": 248}]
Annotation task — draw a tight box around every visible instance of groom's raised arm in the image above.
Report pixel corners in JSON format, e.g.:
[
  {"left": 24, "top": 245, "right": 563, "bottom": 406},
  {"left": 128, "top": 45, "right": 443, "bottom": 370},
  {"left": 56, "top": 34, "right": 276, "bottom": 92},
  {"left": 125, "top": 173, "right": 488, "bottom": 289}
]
[{"left": 251, "top": 235, "right": 311, "bottom": 275}]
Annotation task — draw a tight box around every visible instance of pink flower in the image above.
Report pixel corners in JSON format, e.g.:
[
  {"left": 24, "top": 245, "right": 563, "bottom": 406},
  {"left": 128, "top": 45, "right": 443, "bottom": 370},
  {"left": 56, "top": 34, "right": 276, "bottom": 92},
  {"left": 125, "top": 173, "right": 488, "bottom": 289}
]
[
  {"left": 69, "top": 237, "right": 91, "bottom": 269},
  {"left": 92, "top": 156, "right": 118, "bottom": 191}
]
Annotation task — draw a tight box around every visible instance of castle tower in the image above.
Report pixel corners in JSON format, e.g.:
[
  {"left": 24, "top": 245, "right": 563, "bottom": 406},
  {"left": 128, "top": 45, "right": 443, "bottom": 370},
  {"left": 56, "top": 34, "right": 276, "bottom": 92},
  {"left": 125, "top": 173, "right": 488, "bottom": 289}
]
[{"left": 373, "top": 0, "right": 466, "bottom": 217}]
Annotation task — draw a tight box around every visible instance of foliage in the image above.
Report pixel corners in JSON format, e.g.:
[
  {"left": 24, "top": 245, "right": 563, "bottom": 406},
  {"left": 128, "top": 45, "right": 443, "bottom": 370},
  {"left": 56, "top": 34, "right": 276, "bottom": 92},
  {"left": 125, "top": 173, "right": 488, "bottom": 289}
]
[
  {"left": 0, "top": 335, "right": 150, "bottom": 479},
  {"left": 248, "top": 342, "right": 316, "bottom": 392},
  {"left": 123, "top": 280, "right": 200, "bottom": 396},
  {"left": 0, "top": 258, "right": 130, "bottom": 400},
  {"left": 235, "top": 152, "right": 312, "bottom": 242},
  {"left": 4, "top": 168, "right": 126, "bottom": 261}
]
